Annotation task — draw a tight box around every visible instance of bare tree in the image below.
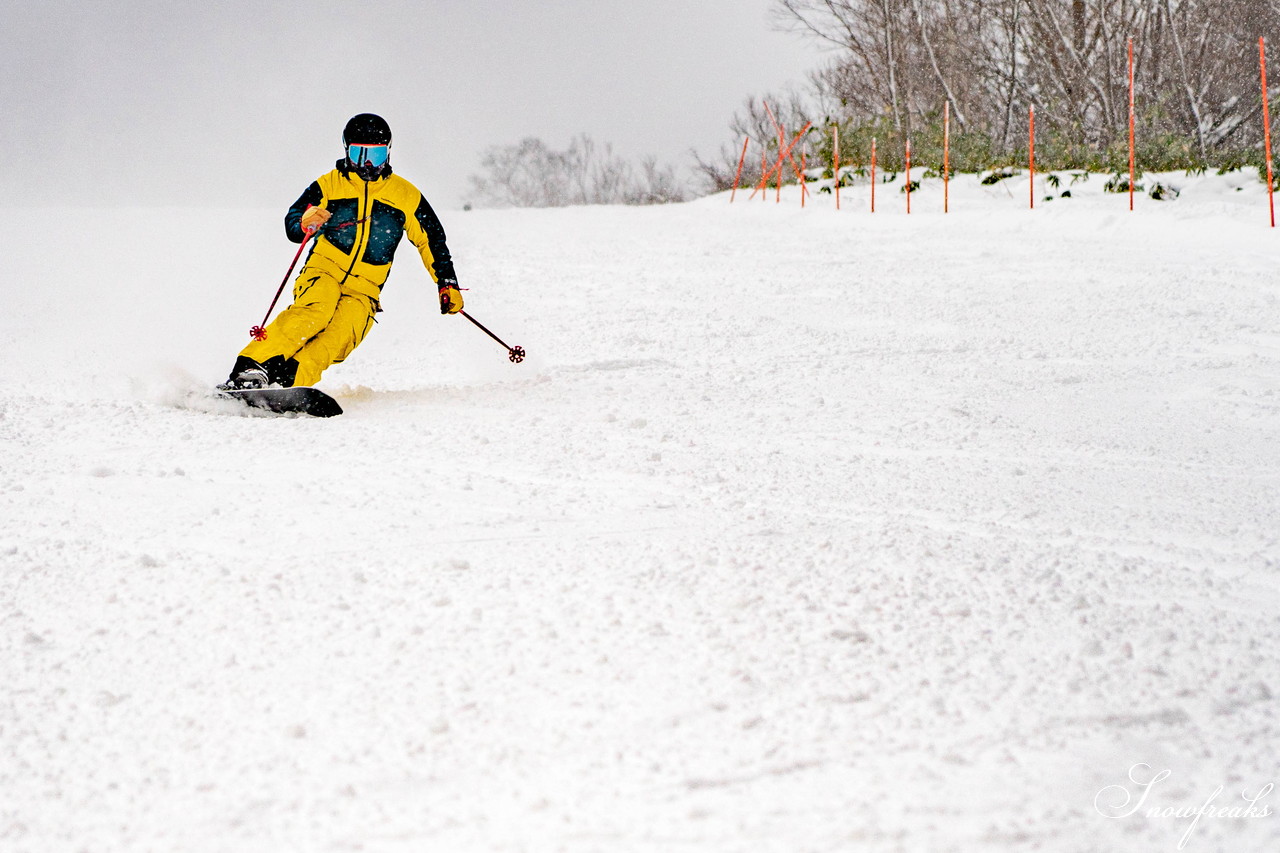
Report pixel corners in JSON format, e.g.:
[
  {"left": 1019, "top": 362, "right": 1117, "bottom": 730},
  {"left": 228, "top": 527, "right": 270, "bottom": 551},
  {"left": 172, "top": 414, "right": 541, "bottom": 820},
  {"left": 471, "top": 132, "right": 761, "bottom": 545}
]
[
  {"left": 777, "top": 0, "right": 914, "bottom": 131},
  {"left": 466, "top": 135, "right": 689, "bottom": 208},
  {"left": 772, "top": 0, "right": 1280, "bottom": 166},
  {"left": 693, "top": 90, "right": 816, "bottom": 192}
]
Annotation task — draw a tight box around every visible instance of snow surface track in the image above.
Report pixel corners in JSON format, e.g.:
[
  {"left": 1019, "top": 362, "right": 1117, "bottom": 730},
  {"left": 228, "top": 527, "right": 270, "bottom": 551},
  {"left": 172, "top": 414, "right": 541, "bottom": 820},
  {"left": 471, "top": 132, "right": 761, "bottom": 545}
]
[{"left": 2, "top": 173, "right": 1279, "bottom": 851}]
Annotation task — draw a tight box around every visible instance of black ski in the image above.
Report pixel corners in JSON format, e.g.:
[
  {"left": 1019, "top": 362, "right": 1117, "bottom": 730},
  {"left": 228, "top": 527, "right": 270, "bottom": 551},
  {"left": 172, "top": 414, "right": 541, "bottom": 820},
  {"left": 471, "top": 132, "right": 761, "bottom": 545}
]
[{"left": 218, "top": 387, "right": 343, "bottom": 418}]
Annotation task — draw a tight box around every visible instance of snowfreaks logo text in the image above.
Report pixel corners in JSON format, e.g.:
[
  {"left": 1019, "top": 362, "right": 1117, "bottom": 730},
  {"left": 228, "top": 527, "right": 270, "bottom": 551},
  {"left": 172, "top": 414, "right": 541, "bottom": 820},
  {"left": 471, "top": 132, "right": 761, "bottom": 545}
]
[{"left": 1094, "top": 763, "right": 1274, "bottom": 849}]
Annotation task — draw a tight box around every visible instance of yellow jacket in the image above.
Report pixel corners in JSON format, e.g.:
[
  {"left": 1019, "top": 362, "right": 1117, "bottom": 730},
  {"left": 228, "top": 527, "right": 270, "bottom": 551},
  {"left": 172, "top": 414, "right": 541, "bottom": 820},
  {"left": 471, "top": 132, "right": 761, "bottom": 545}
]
[{"left": 285, "top": 162, "right": 457, "bottom": 302}]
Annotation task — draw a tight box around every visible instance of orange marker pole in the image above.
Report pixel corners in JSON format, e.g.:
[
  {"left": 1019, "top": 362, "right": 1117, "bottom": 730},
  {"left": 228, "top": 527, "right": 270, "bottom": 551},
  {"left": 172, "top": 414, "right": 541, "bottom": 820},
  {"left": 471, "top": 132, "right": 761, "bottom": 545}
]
[
  {"left": 905, "top": 138, "right": 912, "bottom": 214},
  {"left": 800, "top": 150, "right": 808, "bottom": 208},
  {"left": 1029, "top": 105, "right": 1036, "bottom": 210},
  {"left": 749, "top": 163, "right": 765, "bottom": 200},
  {"left": 943, "top": 101, "right": 951, "bottom": 213},
  {"left": 752, "top": 145, "right": 762, "bottom": 202},
  {"left": 763, "top": 101, "right": 785, "bottom": 140},
  {"left": 776, "top": 124, "right": 786, "bottom": 204},
  {"left": 1129, "top": 37, "right": 1136, "bottom": 211},
  {"left": 871, "top": 137, "right": 877, "bottom": 213},
  {"left": 1262, "top": 37, "right": 1276, "bottom": 227},
  {"left": 775, "top": 122, "right": 814, "bottom": 202},
  {"left": 761, "top": 101, "right": 784, "bottom": 197},
  {"left": 730, "top": 136, "right": 749, "bottom": 203},
  {"left": 834, "top": 125, "right": 841, "bottom": 211},
  {"left": 750, "top": 139, "right": 771, "bottom": 200}
]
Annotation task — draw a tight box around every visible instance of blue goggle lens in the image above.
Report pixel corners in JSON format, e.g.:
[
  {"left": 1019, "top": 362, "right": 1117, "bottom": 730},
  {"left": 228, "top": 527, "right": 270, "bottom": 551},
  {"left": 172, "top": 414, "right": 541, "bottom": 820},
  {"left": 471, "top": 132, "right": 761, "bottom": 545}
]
[{"left": 348, "top": 144, "right": 389, "bottom": 168}]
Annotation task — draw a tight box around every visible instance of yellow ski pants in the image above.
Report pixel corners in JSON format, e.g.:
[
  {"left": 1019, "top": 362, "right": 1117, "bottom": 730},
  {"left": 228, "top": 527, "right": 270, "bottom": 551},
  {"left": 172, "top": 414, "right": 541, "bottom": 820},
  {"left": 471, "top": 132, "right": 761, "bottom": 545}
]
[{"left": 239, "top": 270, "right": 376, "bottom": 387}]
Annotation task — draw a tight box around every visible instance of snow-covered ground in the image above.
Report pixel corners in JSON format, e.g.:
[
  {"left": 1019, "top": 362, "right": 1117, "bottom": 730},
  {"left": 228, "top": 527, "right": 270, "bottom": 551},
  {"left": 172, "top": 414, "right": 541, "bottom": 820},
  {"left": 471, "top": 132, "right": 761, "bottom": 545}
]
[{"left": 2, "top": 170, "right": 1279, "bottom": 852}]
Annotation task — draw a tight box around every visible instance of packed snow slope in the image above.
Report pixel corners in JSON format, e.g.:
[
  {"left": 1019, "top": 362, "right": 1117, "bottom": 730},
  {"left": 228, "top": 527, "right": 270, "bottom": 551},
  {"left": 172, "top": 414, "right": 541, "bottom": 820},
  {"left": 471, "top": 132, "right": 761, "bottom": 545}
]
[{"left": 2, "top": 170, "right": 1279, "bottom": 852}]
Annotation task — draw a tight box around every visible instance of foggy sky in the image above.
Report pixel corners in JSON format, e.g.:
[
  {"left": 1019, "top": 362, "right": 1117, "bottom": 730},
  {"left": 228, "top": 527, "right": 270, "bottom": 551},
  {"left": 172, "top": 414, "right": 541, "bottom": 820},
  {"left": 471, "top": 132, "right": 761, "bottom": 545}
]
[{"left": 2, "top": 0, "right": 818, "bottom": 210}]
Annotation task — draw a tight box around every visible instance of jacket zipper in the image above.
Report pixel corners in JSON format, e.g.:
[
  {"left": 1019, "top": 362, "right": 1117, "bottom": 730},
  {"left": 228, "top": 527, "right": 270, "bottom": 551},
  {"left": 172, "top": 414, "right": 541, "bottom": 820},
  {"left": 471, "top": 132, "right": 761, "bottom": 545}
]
[{"left": 339, "top": 181, "right": 371, "bottom": 286}]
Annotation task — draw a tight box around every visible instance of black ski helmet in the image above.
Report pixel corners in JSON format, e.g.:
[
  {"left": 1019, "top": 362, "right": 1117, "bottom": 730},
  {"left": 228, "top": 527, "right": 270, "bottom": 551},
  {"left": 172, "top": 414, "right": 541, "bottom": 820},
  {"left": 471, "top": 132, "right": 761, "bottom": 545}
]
[
  {"left": 342, "top": 113, "right": 392, "bottom": 146},
  {"left": 342, "top": 113, "right": 392, "bottom": 180}
]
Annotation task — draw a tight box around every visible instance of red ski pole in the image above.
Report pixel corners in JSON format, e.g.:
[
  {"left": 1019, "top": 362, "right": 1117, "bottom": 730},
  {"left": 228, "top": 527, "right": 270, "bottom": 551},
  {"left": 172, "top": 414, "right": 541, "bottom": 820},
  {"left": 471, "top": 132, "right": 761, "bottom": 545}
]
[
  {"left": 460, "top": 311, "right": 525, "bottom": 363},
  {"left": 249, "top": 230, "right": 315, "bottom": 341}
]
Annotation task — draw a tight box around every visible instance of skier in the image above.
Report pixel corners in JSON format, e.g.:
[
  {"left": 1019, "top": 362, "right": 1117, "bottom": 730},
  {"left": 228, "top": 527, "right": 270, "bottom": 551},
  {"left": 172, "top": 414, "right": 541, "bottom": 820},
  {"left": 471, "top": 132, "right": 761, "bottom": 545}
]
[{"left": 219, "top": 113, "right": 463, "bottom": 390}]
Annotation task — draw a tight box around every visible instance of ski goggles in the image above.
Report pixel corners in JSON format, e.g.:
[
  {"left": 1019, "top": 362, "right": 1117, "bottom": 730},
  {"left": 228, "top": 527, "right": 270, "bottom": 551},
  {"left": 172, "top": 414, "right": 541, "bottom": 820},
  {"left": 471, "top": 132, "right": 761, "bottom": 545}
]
[{"left": 347, "top": 143, "right": 389, "bottom": 168}]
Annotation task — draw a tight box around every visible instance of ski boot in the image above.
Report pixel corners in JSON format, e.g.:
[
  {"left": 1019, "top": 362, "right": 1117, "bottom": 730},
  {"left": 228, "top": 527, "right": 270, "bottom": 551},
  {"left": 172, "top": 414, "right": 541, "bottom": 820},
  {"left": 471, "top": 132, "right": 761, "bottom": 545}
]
[{"left": 217, "top": 356, "right": 270, "bottom": 391}]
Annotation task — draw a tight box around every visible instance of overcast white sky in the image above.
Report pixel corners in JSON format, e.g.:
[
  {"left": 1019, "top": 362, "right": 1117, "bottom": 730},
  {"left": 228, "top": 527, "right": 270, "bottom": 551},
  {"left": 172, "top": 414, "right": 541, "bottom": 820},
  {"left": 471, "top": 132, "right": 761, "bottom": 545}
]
[{"left": 2, "top": 0, "right": 821, "bottom": 210}]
